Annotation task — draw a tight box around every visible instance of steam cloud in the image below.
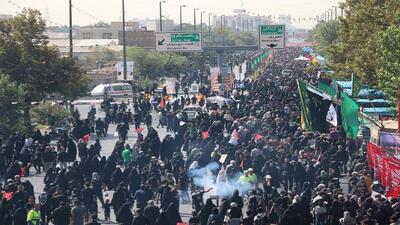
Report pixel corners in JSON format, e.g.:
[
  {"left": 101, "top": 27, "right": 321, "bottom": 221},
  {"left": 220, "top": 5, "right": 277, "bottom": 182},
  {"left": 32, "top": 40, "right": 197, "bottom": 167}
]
[{"left": 188, "top": 162, "right": 253, "bottom": 198}]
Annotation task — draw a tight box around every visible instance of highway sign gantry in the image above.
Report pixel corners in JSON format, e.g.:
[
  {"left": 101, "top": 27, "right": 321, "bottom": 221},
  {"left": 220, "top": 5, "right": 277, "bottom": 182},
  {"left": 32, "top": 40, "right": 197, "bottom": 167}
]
[
  {"left": 259, "top": 25, "right": 286, "bottom": 49},
  {"left": 155, "top": 32, "right": 203, "bottom": 52}
]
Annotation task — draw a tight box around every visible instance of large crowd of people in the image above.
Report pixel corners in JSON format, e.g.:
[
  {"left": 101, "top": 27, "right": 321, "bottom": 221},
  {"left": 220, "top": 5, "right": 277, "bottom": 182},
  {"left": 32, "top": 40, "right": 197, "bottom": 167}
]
[{"left": 0, "top": 48, "right": 399, "bottom": 225}]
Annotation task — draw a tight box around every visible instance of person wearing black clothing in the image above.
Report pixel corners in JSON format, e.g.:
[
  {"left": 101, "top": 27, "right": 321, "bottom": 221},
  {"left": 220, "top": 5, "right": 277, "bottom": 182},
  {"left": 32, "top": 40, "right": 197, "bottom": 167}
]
[
  {"left": 116, "top": 201, "right": 134, "bottom": 225},
  {"left": 166, "top": 202, "right": 182, "bottom": 225},
  {"left": 206, "top": 207, "right": 221, "bottom": 225},
  {"left": 51, "top": 202, "right": 70, "bottom": 225},
  {"left": 13, "top": 201, "right": 27, "bottom": 225},
  {"left": 116, "top": 122, "right": 129, "bottom": 142},
  {"left": 144, "top": 200, "right": 159, "bottom": 225},
  {"left": 12, "top": 185, "right": 28, "bottom": 206},
  {"left": 229, "top": 189, "right": 244, "bottom": 210},
  {"left": 131, "top": 208, "right": 150, "bottom": 225},
  {"left": 199, "top": 198, "right": 216, "bottom": 225},
  {"left": 84, "top": 215, "right": 101, "bottom": 225},
  {"left": 81, "top": 182, "right": 96, "bottom": 216},
  {"left": 155, "top": 211, "right": 169, "bottom": 225}
]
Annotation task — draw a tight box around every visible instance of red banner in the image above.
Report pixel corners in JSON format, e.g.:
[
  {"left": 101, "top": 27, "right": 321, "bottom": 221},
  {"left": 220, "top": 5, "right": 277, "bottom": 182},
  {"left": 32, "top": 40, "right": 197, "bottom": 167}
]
[{"left": 368, "top": 142, "right": 400, "bottom": 197}]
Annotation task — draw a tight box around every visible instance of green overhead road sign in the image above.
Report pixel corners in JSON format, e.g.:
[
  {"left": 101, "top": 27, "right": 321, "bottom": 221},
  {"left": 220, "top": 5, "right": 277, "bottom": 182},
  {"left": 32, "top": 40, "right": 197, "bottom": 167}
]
[
  {"left": 259, "top": 25, "right": 286, "bottom": 49},
  {"left": 171, "top": 33, "right": 200, "bottom": 42},
  {"left": 260, "top": 26, "right": 284, "bottom": 35},
  {"left": 155, "top": 32, "right": 203, "bottom": 52}
]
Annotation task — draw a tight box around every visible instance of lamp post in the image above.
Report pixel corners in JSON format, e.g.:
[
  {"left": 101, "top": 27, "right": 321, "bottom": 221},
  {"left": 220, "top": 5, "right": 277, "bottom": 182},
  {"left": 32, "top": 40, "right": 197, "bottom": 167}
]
[
  {"left": 208, "top": 12, "right": 213, "bottom": 37},
  {"left": 180, "top": 5, "right": 186, "bottom": 31},
  {"left": 333, "top": 6, "right": 338, "bottom": 20},
  {"left": 159, "top": 0, "right": 166, "bottom": 32},
  {"left": 194, "top": 8, "right": 199, "bottom": 31},
  {"left": 69, "top": 0, "right": 73, "bottom": 57},
  {"left": 200, "top": 11, "right": 205, "bottom": 32},
  {"left": 122, "top": 0, "right": 127, "bottom": 80}
]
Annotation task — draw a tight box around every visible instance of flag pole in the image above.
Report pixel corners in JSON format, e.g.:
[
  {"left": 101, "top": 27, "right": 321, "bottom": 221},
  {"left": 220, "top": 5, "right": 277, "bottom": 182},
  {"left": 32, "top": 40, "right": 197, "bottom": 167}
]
[{"left": 398, "top": 95, "right": 400, "bottom": 133}]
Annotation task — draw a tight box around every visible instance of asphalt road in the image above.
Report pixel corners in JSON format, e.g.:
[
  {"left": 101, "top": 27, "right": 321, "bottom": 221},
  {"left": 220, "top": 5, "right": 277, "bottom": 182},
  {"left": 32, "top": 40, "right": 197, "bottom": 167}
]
[
  {"left": 21, "top": 101, "right": 350, "bottom": 224},
  {"left": 21, "top": 102, "right": 195, "bottom": 224}
]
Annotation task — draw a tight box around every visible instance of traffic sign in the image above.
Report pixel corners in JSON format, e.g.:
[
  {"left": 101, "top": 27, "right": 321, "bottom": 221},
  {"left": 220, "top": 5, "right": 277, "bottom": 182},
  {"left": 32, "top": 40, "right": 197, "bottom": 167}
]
[
  {"left": 155, "top": 32, "right": 203, "bottom": 52},
  {"left": 259, "top": 25, "right": 285, "bottom": 49}
]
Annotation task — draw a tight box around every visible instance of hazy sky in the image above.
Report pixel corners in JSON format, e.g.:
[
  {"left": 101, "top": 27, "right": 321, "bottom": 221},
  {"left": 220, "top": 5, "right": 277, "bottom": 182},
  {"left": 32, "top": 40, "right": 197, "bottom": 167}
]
[{"left": 1, "top": 0, "right": 341, "bottom": 28}]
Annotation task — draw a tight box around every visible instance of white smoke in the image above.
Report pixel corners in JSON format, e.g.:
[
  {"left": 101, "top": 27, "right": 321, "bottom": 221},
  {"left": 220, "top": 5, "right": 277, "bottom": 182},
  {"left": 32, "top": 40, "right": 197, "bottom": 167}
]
[{"left": 188, "top": 162, "right": 254, "bottom": 198}]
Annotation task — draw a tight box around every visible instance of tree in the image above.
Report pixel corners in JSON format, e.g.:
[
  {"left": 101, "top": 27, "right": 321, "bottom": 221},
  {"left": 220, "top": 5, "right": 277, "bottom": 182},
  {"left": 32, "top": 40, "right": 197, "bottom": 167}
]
[
  {"left": 126, "top": 48, "right": 190, "bottom": 81},
  {"left": 327, "top": 0, "right": 400, "bottom": 82},
  {"left": 0, "top": 74, "right": 25, "bottom": 136},
  {"left": 376, "top": 22, "right": 400, "bottom": 104},
  {"left": 0, "top": 9, "right": 89, "bottom": 132},
  {"left": 309, "top": 20, "right": 339, "bottom": 56}
]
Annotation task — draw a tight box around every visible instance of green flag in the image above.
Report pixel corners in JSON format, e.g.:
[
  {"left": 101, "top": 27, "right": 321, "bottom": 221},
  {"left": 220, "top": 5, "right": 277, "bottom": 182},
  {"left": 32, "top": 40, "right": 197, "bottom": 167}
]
[
  {"left": 297, "top": 80, "right": 312, "bottom": 131},
  {"left": 319, "top": 82, "right": 337, "bottom": 97},
  {"left": 352, "top": 74, "right": 361, "bottom": 98},
  {"left": 298, "top": 80, "right": 332, "bottom": 132},
  {"left": 341, "top": 93, "right": 360, "bottom": 139}
]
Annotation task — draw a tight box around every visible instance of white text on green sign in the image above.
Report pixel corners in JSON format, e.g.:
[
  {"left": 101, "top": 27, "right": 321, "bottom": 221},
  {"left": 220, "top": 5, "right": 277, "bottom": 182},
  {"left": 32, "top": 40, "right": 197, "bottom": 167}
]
[
  {"left": 171, "top": 34, "right": 200, "bottom": 42},
  {"left": 260, "top": 26, "right": 284, "bottom": 35}
]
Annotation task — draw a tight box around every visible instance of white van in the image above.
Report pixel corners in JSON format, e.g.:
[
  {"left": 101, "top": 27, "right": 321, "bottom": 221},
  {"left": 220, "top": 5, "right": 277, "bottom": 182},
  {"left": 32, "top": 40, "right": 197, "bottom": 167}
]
[{"left": 90, "top": 83, "right": 133, "bottom": 97}]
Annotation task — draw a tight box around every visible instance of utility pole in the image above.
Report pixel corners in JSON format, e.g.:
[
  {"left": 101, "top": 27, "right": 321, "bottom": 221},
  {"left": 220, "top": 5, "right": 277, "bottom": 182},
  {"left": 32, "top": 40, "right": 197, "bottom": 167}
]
[
  {"left": 194, "top": 8, "right": 199, "bottom": 31},
  {"left": 159, "top": 1, "right": 166, "bottom": 32},
  {"left": 122, "top": 0, "right": 127, "bottom": 80},
  {"left": 208, "top": 13, "right": 213, "bottom": 37},
  {"left": 340, "top": 6, "right": 344, "bottom": 17},
  {"left": 334, "top": 6, "right": 338, "bottom": 20},
  {"left": 69, "top": 0, "right": 73, "bottom": 57},
  {"left": 200, "top": 11, "right": 205, "bottom": 32},
  {"left": 330, "top": 8, "right": 334, "bottom": 21},
  {"left": 180, "top": 5, "right": 185, "bottom": 31}
]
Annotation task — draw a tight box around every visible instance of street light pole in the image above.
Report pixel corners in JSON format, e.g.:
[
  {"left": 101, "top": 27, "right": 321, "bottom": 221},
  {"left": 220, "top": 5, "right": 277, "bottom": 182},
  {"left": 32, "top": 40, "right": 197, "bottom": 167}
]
[
  {"left": 69, "top": 0, "right": 73, "bottom": 57},
  {"left": 334, "top": 6, "right": 338, "bottom": 20},
  {"left": 180, "top": 5, "right": 186, "bottom": 31},
  {"left": 330, "top": 8, "right": 334, "bottom": 21},
  {"left": 194, "top": 8, "right": 199, "bottom": 31},
  {"left": 122, "top": 0, "right": 127, "bottom": 80},
  {"left": 208, "top": 13, "right": 213, "bottom": 37},
  {"left": 159, "top": 1, "right": 166, "bottom": 32},
  {"left": 200, "top": 11, "right": 205, "bottom": 32}
]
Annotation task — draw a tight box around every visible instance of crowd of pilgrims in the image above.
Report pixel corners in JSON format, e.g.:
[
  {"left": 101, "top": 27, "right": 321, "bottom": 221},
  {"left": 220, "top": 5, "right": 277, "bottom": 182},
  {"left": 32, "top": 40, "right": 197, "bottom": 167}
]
[{"left": 0, "top": 48, "right": 400, "bottom": 225}]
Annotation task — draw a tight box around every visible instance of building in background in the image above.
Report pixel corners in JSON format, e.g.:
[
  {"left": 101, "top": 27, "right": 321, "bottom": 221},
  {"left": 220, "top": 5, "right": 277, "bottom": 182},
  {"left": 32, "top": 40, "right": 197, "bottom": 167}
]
[
  {"left": 0, "top": 14, "right": 13, "bottom": 20},
  {"left": 137, "top": 19, "right": 175, "bottom": 32},
  {"left": 120, "top": 31, "right": 155, "bottom": 48},
  {"left": 212, "top": 10, "right": 272, "bottom": 33},
  {"left": 76, "top": 21, "right": 140, "bottom": 39}
]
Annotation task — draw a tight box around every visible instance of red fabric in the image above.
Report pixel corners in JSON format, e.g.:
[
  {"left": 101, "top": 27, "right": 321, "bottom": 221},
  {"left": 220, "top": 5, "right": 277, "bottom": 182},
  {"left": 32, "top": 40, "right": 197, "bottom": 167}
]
[
  {"left": 82, "top": 134, "right": 90, "bottom": 143},
  {"left": 201, "top": 131, "right": 209, "bottom": 140},
  {"left": 135, "top": 127, "right": 144, "bottom": 133},
  {"left": 255, "top": 134, "right": 264, "bottom": 141},
  {"left": 368, "top": 142, "right": 400, "bottom": 198},
  {"left": 159, "top": 98, "right": 165, "bottom": 109},
  {"left": 3, "top": 192, "right": 13, "bottom": 201}
]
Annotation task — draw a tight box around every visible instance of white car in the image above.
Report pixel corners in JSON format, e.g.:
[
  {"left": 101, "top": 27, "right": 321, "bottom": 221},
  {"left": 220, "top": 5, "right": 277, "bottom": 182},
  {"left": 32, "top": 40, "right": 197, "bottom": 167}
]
[{"left": 90, "top": 83, "right": 133, "bottom": 97}]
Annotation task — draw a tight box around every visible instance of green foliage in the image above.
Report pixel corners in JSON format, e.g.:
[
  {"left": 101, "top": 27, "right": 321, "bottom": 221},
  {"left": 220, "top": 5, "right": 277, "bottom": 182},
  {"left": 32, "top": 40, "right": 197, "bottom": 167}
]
[
  {"left": 85, "top": 47, "right": 120, "bottom": 64},
  {"left": 376, "top": 25, "right": 400, "bottom": 104},
  {"left": 205, "top": 28, "right": 257, "bottom": 46},
  {"left": 309, "top": 21, "right": 339, "bottom": 56},
  {"left": 326, "top": 0, "right": 400, "bottom": 82},
  {"left": 31, "top": 103, "right": 70, "bottom": 126},
  {"left": 0, "top": 9, "right": 89, "bottom": 131},
  {"left": 126, "top": 48, "right": 190, "bottom": 80},
  {"left": 0, "top": 74, "right": 25, "bottom": 136}
]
